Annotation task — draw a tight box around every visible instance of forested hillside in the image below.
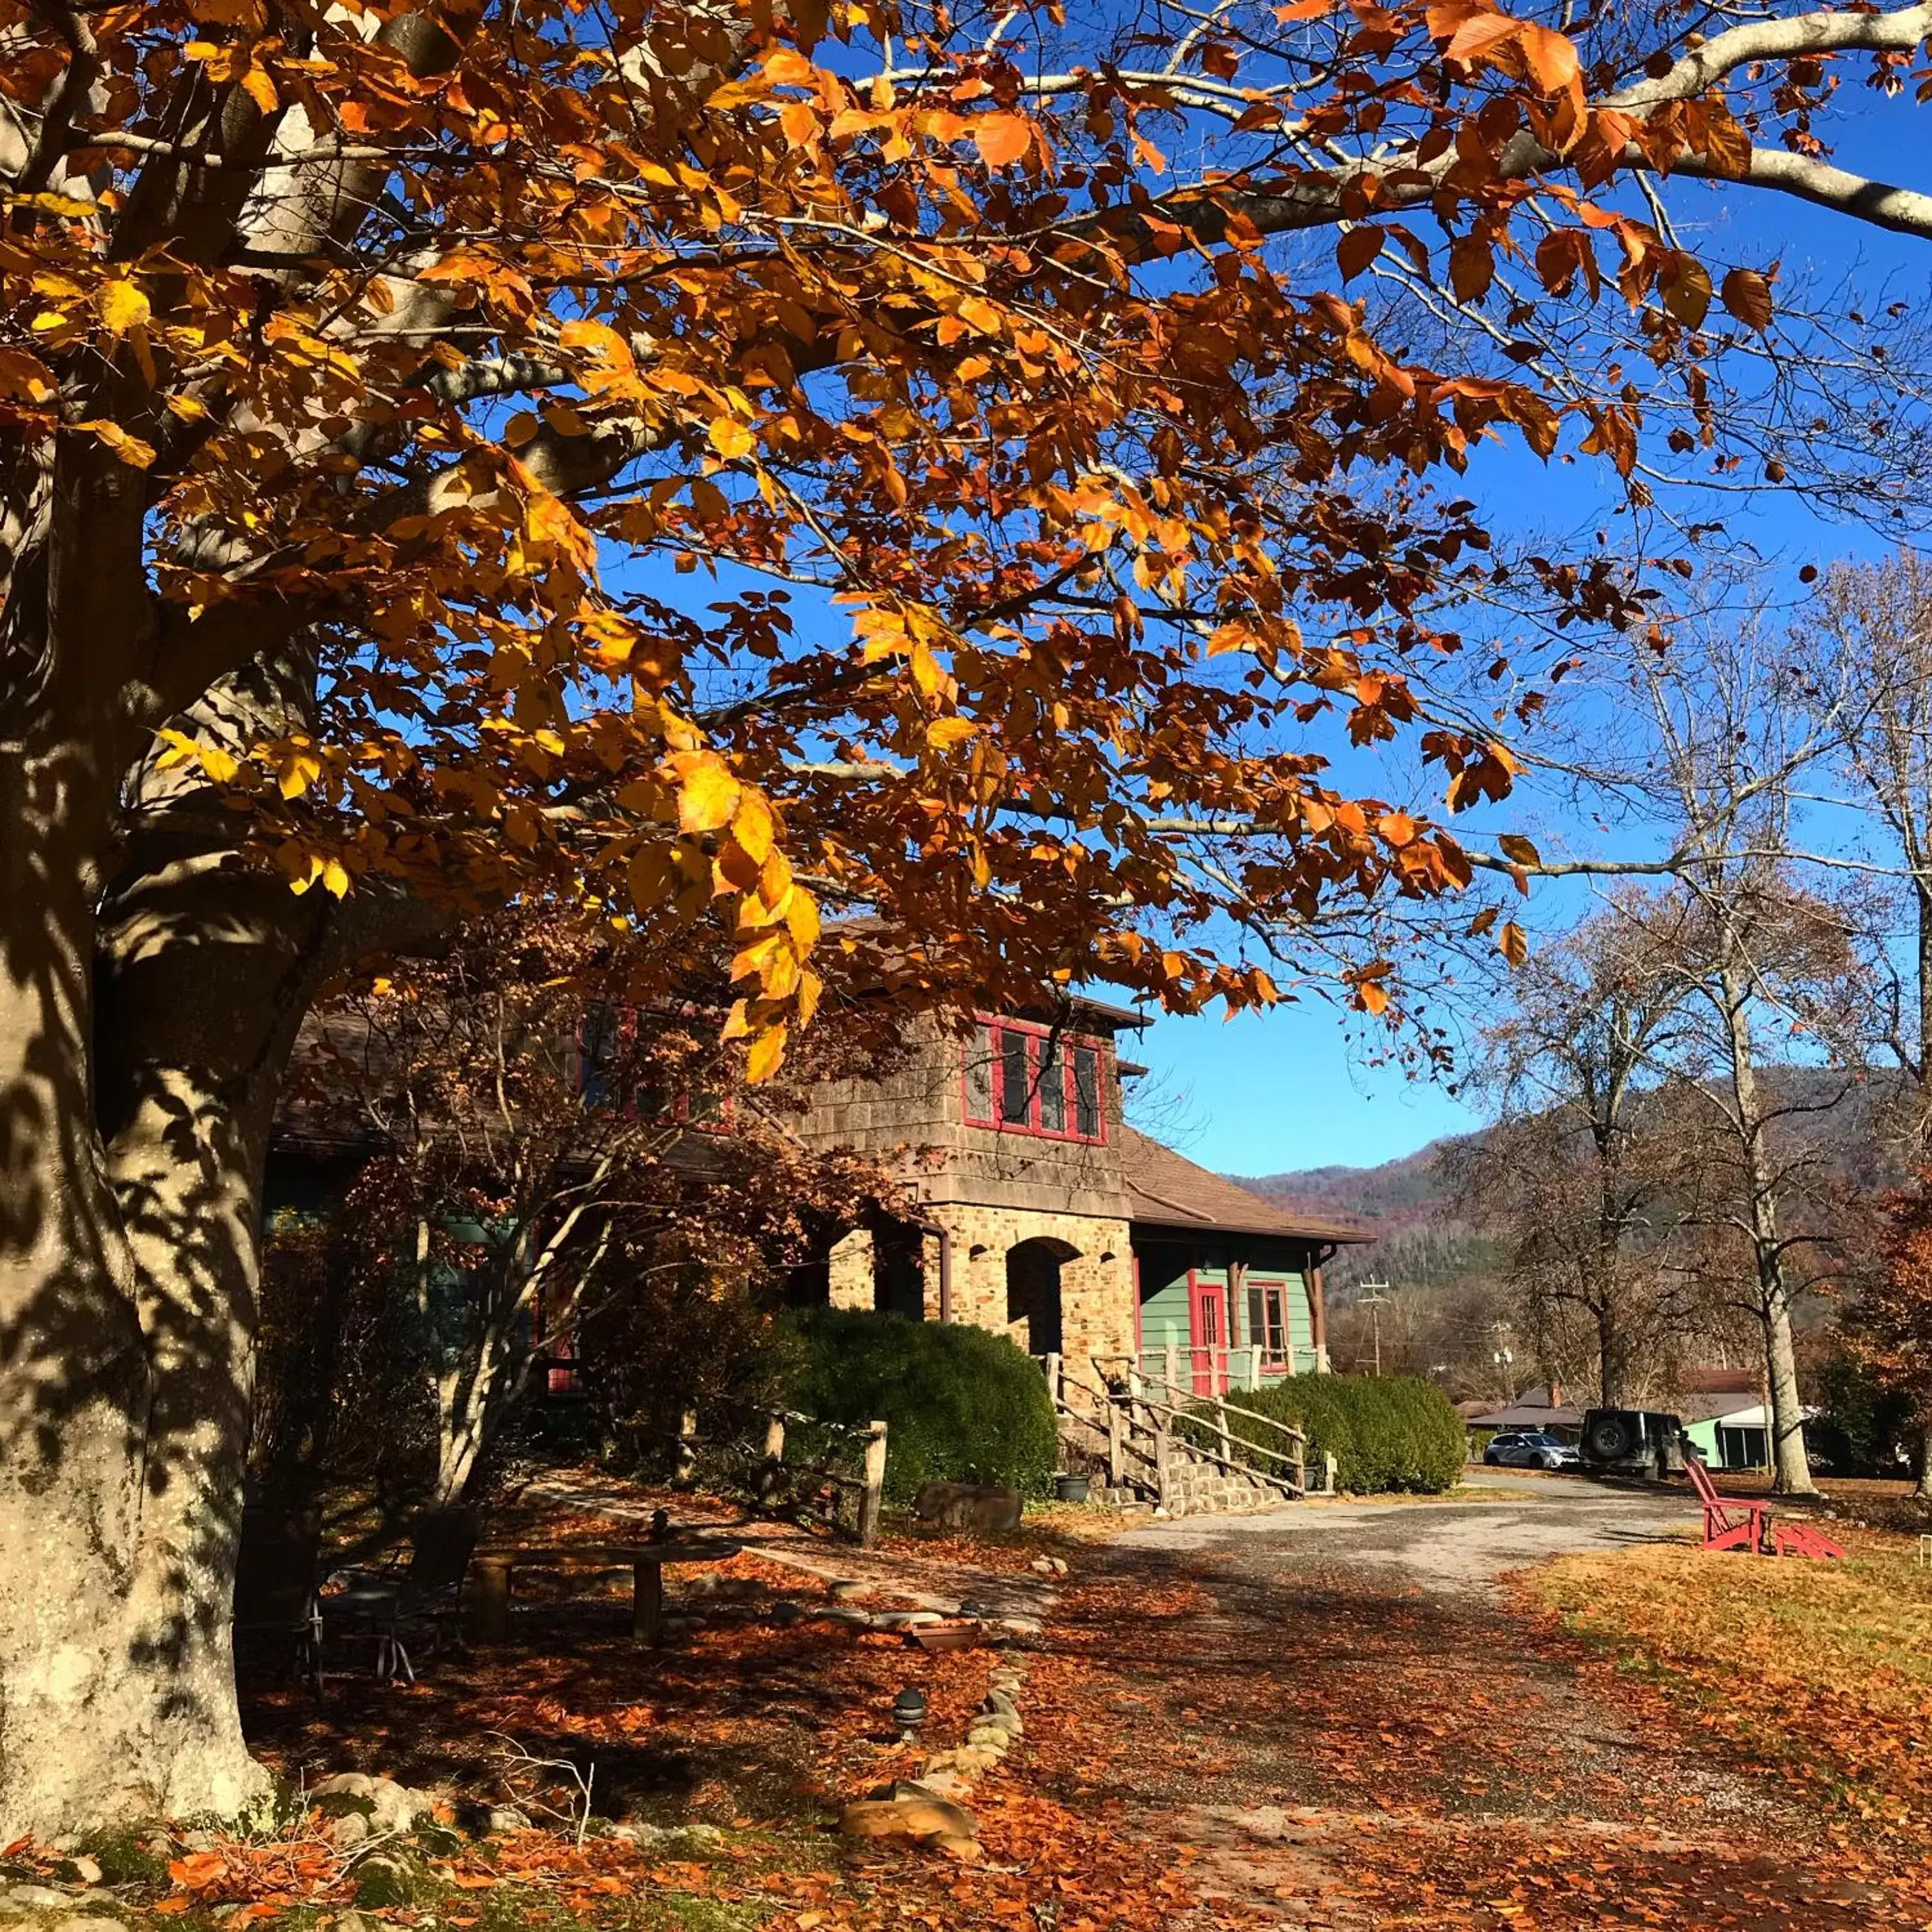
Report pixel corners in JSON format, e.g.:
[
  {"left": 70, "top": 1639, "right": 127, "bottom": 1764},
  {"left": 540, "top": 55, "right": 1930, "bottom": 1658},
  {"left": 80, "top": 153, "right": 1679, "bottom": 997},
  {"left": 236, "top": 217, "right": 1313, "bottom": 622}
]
[{"left": 1234, "top": 1067, "right": 1900, "bottom": 1302}]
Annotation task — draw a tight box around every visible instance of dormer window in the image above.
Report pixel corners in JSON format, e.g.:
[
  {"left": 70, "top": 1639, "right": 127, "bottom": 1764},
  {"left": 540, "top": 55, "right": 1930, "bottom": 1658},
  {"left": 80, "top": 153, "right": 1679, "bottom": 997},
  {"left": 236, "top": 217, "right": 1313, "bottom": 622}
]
[{"left": 962, "top": 1017, "right": 1107, "bottom": 1144}]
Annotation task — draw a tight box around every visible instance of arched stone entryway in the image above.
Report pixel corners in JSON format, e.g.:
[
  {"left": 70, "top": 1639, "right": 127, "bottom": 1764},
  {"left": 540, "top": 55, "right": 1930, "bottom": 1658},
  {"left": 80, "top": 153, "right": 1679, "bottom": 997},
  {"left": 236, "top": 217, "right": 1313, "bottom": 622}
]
[{"left": 1005, "top": 1236, "right": 1078, "bottom": 1356}]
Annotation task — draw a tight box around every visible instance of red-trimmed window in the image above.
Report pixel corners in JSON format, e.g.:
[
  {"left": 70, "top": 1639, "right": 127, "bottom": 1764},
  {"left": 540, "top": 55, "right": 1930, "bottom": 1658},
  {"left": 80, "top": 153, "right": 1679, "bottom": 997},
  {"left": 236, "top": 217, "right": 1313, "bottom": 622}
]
[
  {"left": 1245, "top": 1278, "right": 1294, "bottom": 1373},
  {"left": 576, "top": 1004, "right": 733, "bottom": 1130},
  {"left": 962, "top": 1018, "right": 1107, "bottom": 1144}
]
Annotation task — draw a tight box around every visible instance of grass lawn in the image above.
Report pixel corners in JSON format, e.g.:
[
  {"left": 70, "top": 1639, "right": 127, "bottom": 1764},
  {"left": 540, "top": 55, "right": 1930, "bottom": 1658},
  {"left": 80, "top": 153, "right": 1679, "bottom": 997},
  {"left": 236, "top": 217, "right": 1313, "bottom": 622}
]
[{"left": 1519, "top": 1532, "right": 1932, "bottom": 1836}]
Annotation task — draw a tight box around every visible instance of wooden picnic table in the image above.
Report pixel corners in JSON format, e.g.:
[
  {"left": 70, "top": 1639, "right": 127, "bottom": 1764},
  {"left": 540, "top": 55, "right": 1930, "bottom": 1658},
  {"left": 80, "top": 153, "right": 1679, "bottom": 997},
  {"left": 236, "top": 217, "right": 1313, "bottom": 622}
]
[{"left": 471, "top": 1540, "right": 741, "bottom": 1645}]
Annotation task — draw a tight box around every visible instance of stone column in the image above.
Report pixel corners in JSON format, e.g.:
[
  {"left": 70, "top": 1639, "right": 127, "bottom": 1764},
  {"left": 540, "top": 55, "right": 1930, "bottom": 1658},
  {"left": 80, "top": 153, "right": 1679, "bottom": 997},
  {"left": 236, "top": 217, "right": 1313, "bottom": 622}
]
[{"left": 826, "top": 1228, "right": 875, "bottom": 1310}]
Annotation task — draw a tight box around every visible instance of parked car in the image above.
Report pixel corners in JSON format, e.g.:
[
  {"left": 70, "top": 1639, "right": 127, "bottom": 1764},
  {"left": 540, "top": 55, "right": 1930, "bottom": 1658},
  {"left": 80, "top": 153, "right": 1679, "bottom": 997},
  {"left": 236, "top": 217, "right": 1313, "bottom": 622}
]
[
  {"left": 1483, "top": 1429, "right": 1583, "bottom": 1471},
  {"left": 1579, "top": 1407, "right": 1686, "bottom": 1477}
]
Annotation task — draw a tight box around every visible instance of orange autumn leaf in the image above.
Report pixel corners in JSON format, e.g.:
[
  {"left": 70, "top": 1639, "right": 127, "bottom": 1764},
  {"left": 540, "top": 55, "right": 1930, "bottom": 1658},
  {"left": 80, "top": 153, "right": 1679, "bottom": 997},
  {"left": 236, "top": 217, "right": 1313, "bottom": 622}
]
[{"left": 972, "top": 113, "right": 1032, "bottom": 166}]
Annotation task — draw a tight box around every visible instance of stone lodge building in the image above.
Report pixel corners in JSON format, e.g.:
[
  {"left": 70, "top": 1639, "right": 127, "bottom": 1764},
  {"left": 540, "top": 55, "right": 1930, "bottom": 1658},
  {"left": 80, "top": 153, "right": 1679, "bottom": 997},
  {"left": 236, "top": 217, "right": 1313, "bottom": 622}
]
[{"left": 789, "top": 996, "right": 1364, "bottom": 1390}]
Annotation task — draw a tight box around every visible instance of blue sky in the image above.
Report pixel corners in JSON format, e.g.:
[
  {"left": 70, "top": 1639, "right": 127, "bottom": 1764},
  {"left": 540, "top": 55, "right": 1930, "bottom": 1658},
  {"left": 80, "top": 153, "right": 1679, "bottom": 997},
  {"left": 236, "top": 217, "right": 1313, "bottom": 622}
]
[
  {"left": 1130, "top": 96, "right": 1932, "bottom": 1178},
  {"left": 587, "top": 82, "right": 1932, "bottom": 1179}
]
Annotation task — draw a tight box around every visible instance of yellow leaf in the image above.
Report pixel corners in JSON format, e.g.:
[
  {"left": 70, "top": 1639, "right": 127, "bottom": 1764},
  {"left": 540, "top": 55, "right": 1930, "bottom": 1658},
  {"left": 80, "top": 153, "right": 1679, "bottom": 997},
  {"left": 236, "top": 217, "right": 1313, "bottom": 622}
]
[
  {"left": 926, "top": 716, "right": 975, "bottom": 749},
  {"left": 277, "top": 746, "right": 324, "bottom": 800},
  {"left": 732, "top": 789, "right": 776, "bottom": 863},
  {"left": 762, "top": 944, "right": 801, "bottom": 1001},
  {"left": 99, "top": 278, "right": 150, "bottom": 336},
  {"left": 909, "top": 640, "right": 944, "bottom": 695},
  {"left": 757, "top": 846, "right": 793, "bottom": 911},
  {"left": 676, "top": 755, "right": 742, "bottom": 833},
  {"left": 786, "top": 886, "right": 821, "bottom": 951},
  {"left": 709, "top": 417, "right": 755, "bottom": 460},
  {"left": 762, "top": 48, "right": 819, "bottom": 85},
  {"left": 74, "top": 418, "right": 156, "bottom": 468},
  {"left": 322, "top": 859, "right": 350, "bottom": 899},
  {"left": 746, "top": 1021, "right": 788, "bottom": 1083},
  {"left": 239, "top": 61, "right": 278, "bottom": 113}
]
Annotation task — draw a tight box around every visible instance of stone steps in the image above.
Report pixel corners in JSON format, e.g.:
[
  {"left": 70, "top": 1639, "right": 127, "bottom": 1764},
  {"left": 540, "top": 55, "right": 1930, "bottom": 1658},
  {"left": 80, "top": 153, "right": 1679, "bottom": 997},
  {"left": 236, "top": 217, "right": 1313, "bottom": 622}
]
[
  {"left": 1055, "top": 1417, "right": 1297, "bottom": 1517},
  {"left": 1161, "top": 1452, "right": 1294, "bottom": 1516}
]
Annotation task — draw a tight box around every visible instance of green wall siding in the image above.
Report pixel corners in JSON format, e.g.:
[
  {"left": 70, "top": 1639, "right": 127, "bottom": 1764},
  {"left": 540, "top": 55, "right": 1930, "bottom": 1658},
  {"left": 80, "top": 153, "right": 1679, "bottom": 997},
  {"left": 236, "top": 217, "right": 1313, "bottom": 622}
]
[
  {"left": 1132, "top": 1235, "right": 1325, "bottom": 1374},
  {"left": 1685, "top": 1414, "right": 1770, "bottom": 1471},
  {"left": 1139, "top": 1260, "right": 1192, "bottom": 1351}
]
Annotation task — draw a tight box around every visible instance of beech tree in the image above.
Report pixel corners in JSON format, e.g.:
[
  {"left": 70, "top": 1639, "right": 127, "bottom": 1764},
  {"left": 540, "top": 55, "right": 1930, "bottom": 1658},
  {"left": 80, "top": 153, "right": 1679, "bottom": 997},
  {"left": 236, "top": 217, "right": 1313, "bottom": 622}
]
[{"left": 5, "top": 0, "right": 1932, "bottom": 1840}]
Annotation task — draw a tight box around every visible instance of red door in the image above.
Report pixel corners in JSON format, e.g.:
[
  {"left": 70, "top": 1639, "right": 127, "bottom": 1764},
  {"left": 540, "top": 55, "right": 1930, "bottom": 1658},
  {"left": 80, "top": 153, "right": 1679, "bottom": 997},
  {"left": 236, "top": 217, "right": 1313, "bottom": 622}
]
[{"left": 1190, "top": 1274, "right": 1226, "bottom": 1395}]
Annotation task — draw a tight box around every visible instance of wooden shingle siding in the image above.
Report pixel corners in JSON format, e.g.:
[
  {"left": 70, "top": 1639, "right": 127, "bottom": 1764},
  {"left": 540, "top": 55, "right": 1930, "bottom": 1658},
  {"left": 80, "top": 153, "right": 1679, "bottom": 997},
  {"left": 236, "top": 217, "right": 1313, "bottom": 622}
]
[{"left": 789, "top": 998, "right": 1356, "bottom": 1375}]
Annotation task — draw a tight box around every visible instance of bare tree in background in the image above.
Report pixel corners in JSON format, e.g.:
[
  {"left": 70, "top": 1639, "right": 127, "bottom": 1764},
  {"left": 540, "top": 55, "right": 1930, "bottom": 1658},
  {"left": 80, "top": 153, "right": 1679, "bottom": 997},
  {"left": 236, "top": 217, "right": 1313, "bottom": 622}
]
[
  {"left": 1792, "top": 552, "right": 1932, "bottom": 1491},
  {"left": 1447, "top": 896, "right": 1695, "bottom": 1409},
  {"left": 1625, "top": 627, "right": 1884, "bottom": 1494}
]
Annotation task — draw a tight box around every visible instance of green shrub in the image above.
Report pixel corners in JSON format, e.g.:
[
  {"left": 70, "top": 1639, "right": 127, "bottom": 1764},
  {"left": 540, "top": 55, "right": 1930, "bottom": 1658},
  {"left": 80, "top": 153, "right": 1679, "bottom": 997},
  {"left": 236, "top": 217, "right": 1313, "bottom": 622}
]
[
  {"left": 1204, "top": 1374, "right": 1464, "bottom": 1494},
  {"left": 782, "top": 1310, "right": 1058, "bottom": 1501}
]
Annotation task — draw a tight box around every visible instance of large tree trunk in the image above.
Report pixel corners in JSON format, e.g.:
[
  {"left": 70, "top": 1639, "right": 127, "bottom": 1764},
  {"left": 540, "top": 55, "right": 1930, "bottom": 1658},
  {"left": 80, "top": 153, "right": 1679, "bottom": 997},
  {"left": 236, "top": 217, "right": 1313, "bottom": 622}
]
[
  {"left": 1717, "top": 958, "right": 1818, "bottom": 1496},
  {"left": 1759, "top": 1284, "right": 1814, "bottom": 1494},
  {"left": 92, "top": 823, "right": 338, "bottom": 1824},
  {"left": 0, "top": 742, "right": 163, "bottom": 1838},
  {"left": 1, "top": 632, "right": 439, "bottom": 1835}
]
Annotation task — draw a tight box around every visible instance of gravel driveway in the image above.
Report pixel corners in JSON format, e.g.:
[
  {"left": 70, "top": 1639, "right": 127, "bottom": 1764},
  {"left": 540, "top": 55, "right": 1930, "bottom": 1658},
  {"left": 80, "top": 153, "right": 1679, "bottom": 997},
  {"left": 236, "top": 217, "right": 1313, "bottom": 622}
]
[
  {"left": 1072, "top": 1467, "right": 1921, "bottom": 1925},
  {"left": 1126, "top": 1469, "right": 1698, "bottom": 1593}
]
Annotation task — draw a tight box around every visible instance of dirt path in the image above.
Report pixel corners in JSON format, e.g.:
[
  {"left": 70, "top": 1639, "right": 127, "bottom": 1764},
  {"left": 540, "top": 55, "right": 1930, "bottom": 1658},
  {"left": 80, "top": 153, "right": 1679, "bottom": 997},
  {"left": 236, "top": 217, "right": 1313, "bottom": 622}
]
[{"left": 1028, "top": 1480, "right": 1926, "bottom": 1929}]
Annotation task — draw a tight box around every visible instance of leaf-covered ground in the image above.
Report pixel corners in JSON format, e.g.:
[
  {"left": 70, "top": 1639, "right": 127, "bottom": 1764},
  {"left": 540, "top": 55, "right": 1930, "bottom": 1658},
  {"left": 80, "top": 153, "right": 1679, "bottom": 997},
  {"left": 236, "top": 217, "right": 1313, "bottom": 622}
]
[
  {"left": 1519, "top": 1534, "right": 1932, "bottom": 1834},
  {"left": 14, "top": 1479, "right": 1931, "bottom": 1932}
]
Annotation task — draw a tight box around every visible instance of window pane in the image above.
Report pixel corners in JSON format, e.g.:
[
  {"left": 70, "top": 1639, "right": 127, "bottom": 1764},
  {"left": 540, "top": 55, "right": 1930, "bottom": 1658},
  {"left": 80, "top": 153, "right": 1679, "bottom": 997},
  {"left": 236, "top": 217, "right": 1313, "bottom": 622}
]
[
  {"left": 1072, "top": 1046, "right": 1101, "bottom": 1138},
  {"left": 1038, "top": 1038, "right": 1066, "bottom": 1132},
  {"left": 1247, "top": 1286, "right": 1265, "bottom": 1356},
  {"left": 964, "top": 1023, "right": 995, "bottom": 1122},
  {"left": 999, "top": 1029, "right": 1033, "bottom": 1125},
  {"left": 580, "top": 1003, "right": 618, "bottom": 1108}
]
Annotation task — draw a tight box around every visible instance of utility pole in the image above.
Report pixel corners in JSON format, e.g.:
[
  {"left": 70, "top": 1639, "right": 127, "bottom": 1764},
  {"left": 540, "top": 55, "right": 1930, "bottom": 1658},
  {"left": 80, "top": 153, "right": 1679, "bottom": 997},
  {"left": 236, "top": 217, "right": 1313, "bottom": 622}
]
[{"left": 1359, "top": 1281, "right": 1391, "bottom": 1376}]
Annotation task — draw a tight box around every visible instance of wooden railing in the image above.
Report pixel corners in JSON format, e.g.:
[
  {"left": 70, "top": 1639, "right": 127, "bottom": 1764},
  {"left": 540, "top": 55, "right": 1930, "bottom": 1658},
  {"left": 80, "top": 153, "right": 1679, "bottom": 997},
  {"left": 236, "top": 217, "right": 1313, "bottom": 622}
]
[
  {"left": 669, "top": 1408, "right": 888, "bottom": 1546},
  {"left": 1038, "top": 1354, "right": 1307, "bottom": 1507}
]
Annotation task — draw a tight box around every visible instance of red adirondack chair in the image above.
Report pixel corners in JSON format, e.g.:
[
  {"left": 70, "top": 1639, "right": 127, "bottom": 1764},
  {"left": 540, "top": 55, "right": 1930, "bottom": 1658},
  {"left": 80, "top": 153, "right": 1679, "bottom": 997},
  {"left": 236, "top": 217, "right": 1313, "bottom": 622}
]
[
  {"left": 1685, "top": 1452, "right": 1771, "bottom": 1554},
  {"left": 1683, "top": 1452, "right": 1845, "bottom": 1559}
]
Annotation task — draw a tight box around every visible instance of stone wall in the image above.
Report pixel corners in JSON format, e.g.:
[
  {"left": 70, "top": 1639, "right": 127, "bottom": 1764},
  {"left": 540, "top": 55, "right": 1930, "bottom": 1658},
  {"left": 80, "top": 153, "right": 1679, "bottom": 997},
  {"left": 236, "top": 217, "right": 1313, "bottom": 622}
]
[
  {"left": 936, "top": 1203, "right": 1137, "bottom": 1363},
  {"left": 816, "top": 1203, "right": 1136, "bottom": 1363},
  {"left": 792, "top": 1011, "right": 1137, "bottom": 1225}
]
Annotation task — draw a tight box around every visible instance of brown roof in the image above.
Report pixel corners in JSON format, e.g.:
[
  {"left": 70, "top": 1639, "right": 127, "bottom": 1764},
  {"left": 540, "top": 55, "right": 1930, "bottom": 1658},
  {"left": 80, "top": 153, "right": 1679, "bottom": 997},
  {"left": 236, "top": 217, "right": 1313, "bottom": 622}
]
[
  {"left": 1679, "top": 1367, "right": 1759, "bottom": 1396},
  {"left": 1118, "top": 1126, "right": 1370, "bottom": 1243},
  {"left": 1464, "top": 1404, "right": 1585, "bottom": 1430}
]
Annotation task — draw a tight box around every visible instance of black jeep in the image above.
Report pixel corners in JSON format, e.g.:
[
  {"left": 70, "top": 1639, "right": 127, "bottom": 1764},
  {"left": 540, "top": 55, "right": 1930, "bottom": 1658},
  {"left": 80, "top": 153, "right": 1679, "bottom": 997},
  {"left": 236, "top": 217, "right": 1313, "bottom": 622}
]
[{"left": 1579, "top": 1407, "right": 1686, "bottom": 1478}]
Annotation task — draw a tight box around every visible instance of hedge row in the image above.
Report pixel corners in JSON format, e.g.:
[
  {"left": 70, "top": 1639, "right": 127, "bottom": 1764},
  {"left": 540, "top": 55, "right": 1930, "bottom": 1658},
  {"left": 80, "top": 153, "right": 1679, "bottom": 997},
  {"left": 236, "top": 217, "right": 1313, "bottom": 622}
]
[
  {"left": 782, "top": 1309, "right": 1059, "bottom": 1501},
  {"left": 1208, "top": 1374, "right": 1464, "bottom": 1494}
]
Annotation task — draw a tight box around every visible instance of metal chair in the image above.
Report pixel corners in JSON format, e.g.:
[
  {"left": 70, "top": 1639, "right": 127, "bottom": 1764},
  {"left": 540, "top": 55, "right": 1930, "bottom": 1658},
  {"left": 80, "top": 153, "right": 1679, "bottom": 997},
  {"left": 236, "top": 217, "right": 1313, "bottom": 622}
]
[
  {"left": 327, "top": 1504, "right": 481, "bottom": 1683},
  {"left": 234, "top": 1504, "right": 325, "bottom": 1696}
]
